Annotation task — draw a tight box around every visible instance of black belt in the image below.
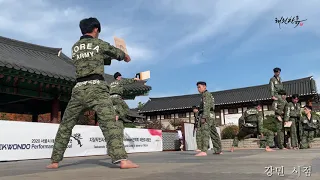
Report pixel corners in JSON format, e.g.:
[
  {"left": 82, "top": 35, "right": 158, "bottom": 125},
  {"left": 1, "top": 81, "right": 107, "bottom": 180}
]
[
  {"left": 76, "top": 74, "right": 104, "bottom": 83},
  {"left": 290, "top": 116, "right": 298, "bottom": 118},
  {"left": 110, "top": 93, "right": 121, "bottom": 96}
]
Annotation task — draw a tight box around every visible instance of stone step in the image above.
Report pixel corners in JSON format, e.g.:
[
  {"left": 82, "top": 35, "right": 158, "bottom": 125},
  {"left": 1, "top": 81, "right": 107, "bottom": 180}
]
[{"left": 221, "top": 138, "right": 320, "bottom": 149}]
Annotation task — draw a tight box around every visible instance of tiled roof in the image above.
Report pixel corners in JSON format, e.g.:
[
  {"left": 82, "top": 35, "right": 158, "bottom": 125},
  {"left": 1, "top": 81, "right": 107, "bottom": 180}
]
[
  {"left": 140, "top": 76, "right": 318, "bottom": 112},
  {"left": 128, "top": 108, "right": 145, "bottom": 118},
  {"left": 0, "top": 36, "right": 151, "bottom": 92}
]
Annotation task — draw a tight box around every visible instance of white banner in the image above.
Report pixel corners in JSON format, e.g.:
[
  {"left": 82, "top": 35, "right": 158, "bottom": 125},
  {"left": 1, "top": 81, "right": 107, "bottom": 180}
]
[
  {"left": 0, "top": 120, "right": 162, "bottom": 161},
  {"left": 224, "top": 113, "right": 242, "bottom": 125},
  {"left": 183, "top": 123, "right": 221, "bottom": 151}
]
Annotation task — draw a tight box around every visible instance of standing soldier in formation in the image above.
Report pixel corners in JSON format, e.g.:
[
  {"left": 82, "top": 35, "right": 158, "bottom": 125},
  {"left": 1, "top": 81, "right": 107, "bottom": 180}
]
[
  {"left": 110, "top": 72, "right": 141, "bottom": 122},
  {"left": 230, "top": 101, "right": 275, "bottom": 152},
  {"left": 272, "top": 90, "right": 289, "bottom": 150},
  {"left": 194, "top": 82, "right": 210, "bottom": 156},
  {"left": 195, "top": 81, "right": 222, "bottom": 156},
  {"left": 209, "top": 95, "right": 222, "bottom": 155},
  {"left": 192, "top": 106, "right": 202, "bottom": 152},
  {"left": 299, "top": 105, "right": 320, "bottom": 149},
  {"left": 284, "top": 94, "right": 300, "bottom": 149},
  {"left": 46, "top": 17, "right": 138, "bottom": 169},
  {"left": 269, "top": 67, "right": 284, "bottom": 101}
]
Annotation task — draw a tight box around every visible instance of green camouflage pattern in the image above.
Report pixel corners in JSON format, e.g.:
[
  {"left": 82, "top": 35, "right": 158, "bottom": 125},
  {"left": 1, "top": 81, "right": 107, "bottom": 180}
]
[
  {"left": 232, "top": 108, "right": 274, "bottom": 147},
  {"left": 194, "top": 112, "right": 201, "bottom": 149},
  {"left": 284, "top": 102, "right": 301, "bottom": 147},
  {"left": 269, "top": 76, "right": 284, "bottom": 97},
  {"left": 272, "top": 98, "right": 288, "bottom": 149},
  {"left": 198, "top": 122, "right": 210, "bottom": 152},
  {"left": 111, "top": 96, "right": 130, "bottom": 119},
  {"left": 199, "top": 91, "right": 214, "bottom": 125},
  {"left": 51, "top": 81, "right": 127, "bottom": 163},
  {"left": 299, "top": 114, "right": 320, "bottom": 149},
  {"left": 71, "top": 37, "right": 125, "bottom": 79},
  {"left": 199, "top": 91, "right": 221, "bottom": 153},
  {"left": 110, "top": 79, "right": 135, "bottom": 95},
  {"left": 51, "top": 37, "right": 128, "bottom": 164}
]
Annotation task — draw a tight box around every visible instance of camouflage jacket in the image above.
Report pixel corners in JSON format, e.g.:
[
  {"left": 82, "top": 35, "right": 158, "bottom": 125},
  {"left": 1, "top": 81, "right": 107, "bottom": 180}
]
[
  {"left": 238, "top": 108, "right": 264, "bottom": 133},
  {"left": 284, "top": 102, "right": 301, "bottom": 121},
  {"left": 71, "top": 35, "right": 125, "bottom": 79},
  {"left": 272, "top": 98, "right": 288, "bottom": 118},
  {"left": 300, "top": 114, "right": 320, "bottom": 131},
  {"left": 269, "top": 76, "right": 284, "bottom": 97},
  {"left": 199, "top": 90, "right": 214, "bottom": 125},
  {"left": 109, "top": 78, "right": 135, "bottom": 95}
]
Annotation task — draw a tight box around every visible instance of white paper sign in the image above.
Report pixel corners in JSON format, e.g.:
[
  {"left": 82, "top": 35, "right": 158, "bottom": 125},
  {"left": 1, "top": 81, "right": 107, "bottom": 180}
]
[{"left": 0, "top": 120, "right": 162, "bottom": 161}]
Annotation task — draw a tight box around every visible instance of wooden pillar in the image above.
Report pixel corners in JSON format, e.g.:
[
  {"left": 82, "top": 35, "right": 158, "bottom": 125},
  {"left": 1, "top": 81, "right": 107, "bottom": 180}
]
[
  {"left": 94, "top": 112, "right": 98, "bottom": 126},
  {"left": 61, "top": 108, "right": 65, "bottom": 122},
  {"left": 32, "top": 113, "right": 38, "bottom": 122},
  {"left": 51, "top": 98, "right": 59, "bottom": 123}
]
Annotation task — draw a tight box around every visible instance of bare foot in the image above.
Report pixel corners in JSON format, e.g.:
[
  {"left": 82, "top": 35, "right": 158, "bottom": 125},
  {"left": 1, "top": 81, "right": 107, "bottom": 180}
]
[
  {"left": 195, "top": 149, "right": 201, "bottom": 152},
  {"left": 214, "top": 152, "right": 223, "bottom": 155},
  {"left": 283, "top": 148, "right": 288, "bottom": 150},
  {"left": 265, "top": 147, "right": 275, "bottom": 152},
  {"left": 120, "top": 160, "right": 139, "bottom": 169},
  {"left": 230, "top": 147, "right": 234, "bottom": 152},
  {"left": 195, "top": 152, "right": 207, "bottom": 156},
  {"left": 46, "top": 163, "right": 59, "bottom": 169}
]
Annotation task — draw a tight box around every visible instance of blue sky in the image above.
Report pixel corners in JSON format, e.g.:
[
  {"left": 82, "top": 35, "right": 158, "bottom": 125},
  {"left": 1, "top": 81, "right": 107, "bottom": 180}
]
[{"left": 0, "top": 0, "right": 320, "bottom": 108}]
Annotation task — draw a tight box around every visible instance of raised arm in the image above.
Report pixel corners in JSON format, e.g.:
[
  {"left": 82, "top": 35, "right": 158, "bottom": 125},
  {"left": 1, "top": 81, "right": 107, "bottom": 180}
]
[
  {"left": 257, "top": 112, "right": 264, "bottom": 133},
  {"left": 100, "top": 40, "right": 126, "bottom": 63},
  {"left": 269, "top": 78, "right": 275, "bottom": 97},
  {"left": 119, "top": 78, "right": 136, "bottom": 85}
]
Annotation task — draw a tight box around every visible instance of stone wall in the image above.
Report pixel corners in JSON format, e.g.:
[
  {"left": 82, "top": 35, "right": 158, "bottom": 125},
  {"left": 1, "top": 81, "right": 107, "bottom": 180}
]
[{"left": 220, "top": 138, "right": 320, "bottom": 150}]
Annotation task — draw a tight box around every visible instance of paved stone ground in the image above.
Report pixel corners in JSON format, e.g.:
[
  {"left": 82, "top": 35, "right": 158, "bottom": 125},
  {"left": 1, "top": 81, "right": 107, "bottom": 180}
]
[{"left": 0, "top": 149, "right": 320, "bottom": 180}]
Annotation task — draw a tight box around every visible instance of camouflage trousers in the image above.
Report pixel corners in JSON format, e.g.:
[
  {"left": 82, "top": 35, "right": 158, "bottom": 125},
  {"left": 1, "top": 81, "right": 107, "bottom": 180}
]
[
  {"left": 288, "top": 118, "right": 298, "bottom": 148},
  {"left": 110, "top": 95, "right": 129, "bottom": 119},
  {"left": 276, "top": 116, "right": 285, "bottom": 149},
  {"left": 198, "top": 122, "right": 210, "bottom": 152},
  {"left": 51, "top": 81, "right": 127, "bottom": 164},
  {"left": 210, "top": 121, "right": 222, "bottom": 153},
  {"left": 196, "top": 128, "right": 201, "bottom": 150},
  {"left": 300, "top": 130, "right": 315, "bottom": 149},
  {"left": 232, "top": 127, "right": 274, "bottom": 147}
]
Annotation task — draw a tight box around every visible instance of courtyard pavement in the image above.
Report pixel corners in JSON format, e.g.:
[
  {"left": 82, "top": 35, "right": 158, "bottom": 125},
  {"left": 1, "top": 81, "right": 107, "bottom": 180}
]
[{"left": 0, "top": 148, "right": 320, "bottom": 180}]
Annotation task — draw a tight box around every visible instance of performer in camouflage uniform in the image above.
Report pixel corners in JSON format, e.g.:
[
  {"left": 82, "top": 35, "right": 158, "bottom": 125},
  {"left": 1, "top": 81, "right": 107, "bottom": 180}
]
[
  {"left": 299, "top": 105, "right": 320, "bottom": 149},
  {"left": 110, "top": 72, "right": 141, "bottom": 122},
  {"left": 230, "top": 101, "right": 275, "bottom": 152},
  {"left": 47, "top": 17, "right": 138, "bottom": 169},
  {"left": 269, "top": 67, "right": 284, "bottom": 101},
  {"left": 284, "top": 94, "right": 300, "bottom": 149},
  {"left": 272, "top": 90, "right": 288, "bottom": 150}
]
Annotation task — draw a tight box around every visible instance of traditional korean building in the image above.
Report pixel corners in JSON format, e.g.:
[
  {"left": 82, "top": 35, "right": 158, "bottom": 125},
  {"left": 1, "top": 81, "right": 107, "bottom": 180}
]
[
  {"left": 139, "top": 76, "right": 318, "bottom": 129},
  {"left": 0, "top": 36, "right": 151, "bottom": 123}
]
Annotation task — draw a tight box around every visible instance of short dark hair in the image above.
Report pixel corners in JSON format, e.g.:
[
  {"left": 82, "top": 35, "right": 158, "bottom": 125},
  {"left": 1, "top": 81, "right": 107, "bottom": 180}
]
[
  {"left": 79, "top": 17, "right": 101, "bottom": 35},
  {"left": 292, "top": 94, "right": 299, "bottom": 99},
  {"left": 304, "top": 105, "right": 312, "bottom": 111},
  {"left": 252, "top": 101, "right": 261, "bottom": 107},
  {"left": 192, "top": 106, "right": 198, "bottom": 110},
  {"left": 114, "top": 72, "right": 122, "bottom": 79},
  {"left": 196, "top": 81, "right": 206, "bottom": 86},
  {"left": 273, "top": 67, "right": 281, "bottom": 73},
  {"left": 278, "top": 90, "right": 286, "bottom": 95}
]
